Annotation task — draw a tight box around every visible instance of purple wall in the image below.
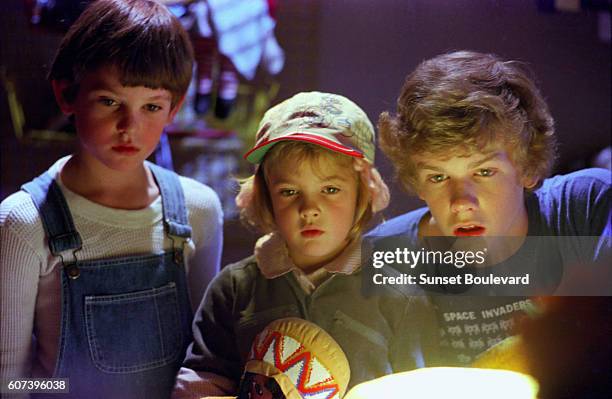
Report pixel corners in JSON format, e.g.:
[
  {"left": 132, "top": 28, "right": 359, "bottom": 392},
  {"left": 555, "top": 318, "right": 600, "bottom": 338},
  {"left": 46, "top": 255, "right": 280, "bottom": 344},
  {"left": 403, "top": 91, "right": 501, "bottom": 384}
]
[{"left": 1, "top": 0, "right": 610, "bottom": 262}]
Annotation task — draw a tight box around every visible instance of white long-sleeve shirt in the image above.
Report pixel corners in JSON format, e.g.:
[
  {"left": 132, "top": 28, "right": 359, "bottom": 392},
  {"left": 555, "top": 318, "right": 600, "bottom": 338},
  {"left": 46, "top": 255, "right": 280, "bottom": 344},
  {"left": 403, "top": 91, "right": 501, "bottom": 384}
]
[{"left": 0, "top": 157, "right": 223, "bottom": 382}]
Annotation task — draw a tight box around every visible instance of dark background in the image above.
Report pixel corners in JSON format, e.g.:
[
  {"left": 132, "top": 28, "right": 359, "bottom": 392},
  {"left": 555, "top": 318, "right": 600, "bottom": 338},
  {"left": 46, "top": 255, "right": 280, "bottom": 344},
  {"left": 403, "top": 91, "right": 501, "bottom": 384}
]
[{"left": 1, "top": 0, "right": 610, "bottom": 266}]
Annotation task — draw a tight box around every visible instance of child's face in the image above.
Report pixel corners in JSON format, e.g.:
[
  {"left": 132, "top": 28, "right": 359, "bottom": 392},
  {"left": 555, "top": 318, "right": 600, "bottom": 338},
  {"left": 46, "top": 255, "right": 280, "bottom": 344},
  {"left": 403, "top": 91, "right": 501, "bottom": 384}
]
[
  {"left": 412, "top": 143, "right": 534, "bottom": 238},
  {"left": 52, "top": 66, "right": 179, "bottom": 172},
  {"left": 267, "top": 155, "right": 358, "bottom": 271}
]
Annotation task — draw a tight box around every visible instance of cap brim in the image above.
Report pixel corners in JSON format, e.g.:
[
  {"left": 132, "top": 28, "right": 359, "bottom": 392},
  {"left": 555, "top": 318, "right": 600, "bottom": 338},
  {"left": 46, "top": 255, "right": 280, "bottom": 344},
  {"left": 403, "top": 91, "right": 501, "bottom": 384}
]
[{"left": 244, "top": 133, "right": 364, "bottom": 163}]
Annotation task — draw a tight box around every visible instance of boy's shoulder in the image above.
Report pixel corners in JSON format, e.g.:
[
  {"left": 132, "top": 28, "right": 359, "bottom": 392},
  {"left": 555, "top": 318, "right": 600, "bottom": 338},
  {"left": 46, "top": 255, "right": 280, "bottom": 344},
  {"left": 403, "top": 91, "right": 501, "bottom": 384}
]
[
  {"left": 529, "top": 168, "right": 610, "bottom": 236},
  {"left": 534, "top": 168, "right": 610, "bottom": 210},
  {"left": 366, "top": 207, "right": 429, "bottom": 240},
  {"left": 0, "top": 190, "right": 48, "bottom": 257},
  {"left": 0, "top": 190, "right": 42, "bottom": 229},
  {"left": 148, "top": 162, "right": 220, "bottom": 208},
  {"left": 175, "top": 174, "right": 223, "bottom": 217},
  {"left": 538, "top": 168, "right": 610, "bottom": 193},
  {"left": 177, "top": 174, "right": 220, "bottom": 202}
]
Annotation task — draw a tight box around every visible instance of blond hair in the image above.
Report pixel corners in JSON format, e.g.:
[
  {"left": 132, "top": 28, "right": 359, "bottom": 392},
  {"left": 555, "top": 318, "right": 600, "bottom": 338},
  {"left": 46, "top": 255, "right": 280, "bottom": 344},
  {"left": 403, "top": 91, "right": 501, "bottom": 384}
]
[
  {"left": 379, "top": 51, "right": 557, "bottom": 192},
  {"left": 238, "top": 142, "right": 373, "bottom": 240}
]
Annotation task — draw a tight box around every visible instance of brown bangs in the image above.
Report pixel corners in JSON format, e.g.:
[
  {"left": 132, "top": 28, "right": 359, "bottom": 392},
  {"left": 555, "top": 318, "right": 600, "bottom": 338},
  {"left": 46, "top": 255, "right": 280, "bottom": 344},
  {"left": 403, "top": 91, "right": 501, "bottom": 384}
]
[{"left": 49, "top": 0, "right": 193, "bottom": 106}]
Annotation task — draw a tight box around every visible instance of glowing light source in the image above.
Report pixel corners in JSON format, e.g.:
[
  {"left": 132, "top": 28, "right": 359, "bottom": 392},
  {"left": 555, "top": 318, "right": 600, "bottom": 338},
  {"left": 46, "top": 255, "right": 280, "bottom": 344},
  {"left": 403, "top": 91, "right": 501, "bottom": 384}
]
[{"left": 344, "top": 367, "right": 538, "bottom": 399}]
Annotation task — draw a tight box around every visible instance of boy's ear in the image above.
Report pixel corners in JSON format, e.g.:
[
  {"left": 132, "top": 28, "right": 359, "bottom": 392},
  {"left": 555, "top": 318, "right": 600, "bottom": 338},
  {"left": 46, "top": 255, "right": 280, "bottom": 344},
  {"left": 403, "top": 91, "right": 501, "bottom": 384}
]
[
  {"left": 51, "top": 80, "right": 75, "bottom": 115},
  {"left": 416, "top": 191, "right": 425, "bottom": 201},
  {"left": 167, "top": 94, "right": 187, "bottom": 123},
  {"left": 521, "top": 174, "right": 539, "bottom": 190},
  {"left": 414, "top": 183, "right": 426, "bottom": 201}
]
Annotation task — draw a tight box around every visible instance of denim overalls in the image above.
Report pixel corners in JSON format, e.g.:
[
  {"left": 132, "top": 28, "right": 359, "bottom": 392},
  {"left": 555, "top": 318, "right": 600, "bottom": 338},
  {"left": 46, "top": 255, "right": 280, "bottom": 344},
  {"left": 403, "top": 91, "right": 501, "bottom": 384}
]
[{"left": 22, "top": 163, "right": 193, "bottom": 399}]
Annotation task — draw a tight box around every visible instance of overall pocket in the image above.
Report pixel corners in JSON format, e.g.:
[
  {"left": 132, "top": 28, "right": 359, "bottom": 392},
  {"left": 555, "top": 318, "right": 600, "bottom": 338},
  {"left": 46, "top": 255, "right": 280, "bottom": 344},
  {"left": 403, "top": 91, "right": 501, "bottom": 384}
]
[{"left": 84, "top": 282, "right": 182, "bottom": 373}]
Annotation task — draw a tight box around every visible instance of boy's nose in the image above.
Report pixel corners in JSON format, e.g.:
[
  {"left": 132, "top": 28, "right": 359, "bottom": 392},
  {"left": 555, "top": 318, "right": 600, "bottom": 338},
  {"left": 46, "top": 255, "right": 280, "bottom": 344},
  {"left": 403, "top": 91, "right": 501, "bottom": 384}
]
[
  {"left": 451, "top": 197, "right": 478, "bottom": 213},
  {"left": 450, "top": 182, "right": 479, "bottom": 213},
  {"left": 116, "top": 109, "right": 139, "bottom": 136}
]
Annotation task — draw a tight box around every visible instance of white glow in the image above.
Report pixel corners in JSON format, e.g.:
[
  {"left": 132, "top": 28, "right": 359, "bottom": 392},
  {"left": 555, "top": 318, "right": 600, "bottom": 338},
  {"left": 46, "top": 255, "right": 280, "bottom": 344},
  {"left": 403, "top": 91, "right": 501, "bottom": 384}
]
[{"left": 344, "top": 367, "right": 539, "bottom": 399}]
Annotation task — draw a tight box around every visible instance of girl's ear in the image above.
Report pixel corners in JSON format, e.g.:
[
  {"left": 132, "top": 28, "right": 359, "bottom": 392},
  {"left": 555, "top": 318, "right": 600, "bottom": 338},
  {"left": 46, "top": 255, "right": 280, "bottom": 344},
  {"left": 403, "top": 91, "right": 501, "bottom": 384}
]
[{"left": 51, "top": 80, "right": 75, "bottom": 115}]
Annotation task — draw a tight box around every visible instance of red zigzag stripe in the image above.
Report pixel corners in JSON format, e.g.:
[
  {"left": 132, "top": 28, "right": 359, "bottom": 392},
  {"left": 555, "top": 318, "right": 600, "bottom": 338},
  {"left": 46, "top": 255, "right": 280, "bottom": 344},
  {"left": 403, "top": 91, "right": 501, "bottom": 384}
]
[{"left": 253, "top": 331, "right": 341, "bottom": 398}]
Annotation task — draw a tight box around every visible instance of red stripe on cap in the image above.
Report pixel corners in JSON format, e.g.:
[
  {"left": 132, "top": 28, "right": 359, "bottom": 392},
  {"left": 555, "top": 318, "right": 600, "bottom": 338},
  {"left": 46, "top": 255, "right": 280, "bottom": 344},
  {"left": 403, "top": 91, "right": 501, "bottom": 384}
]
[{"left": 244, "top": 133, "right": 364, "bottom": 160}]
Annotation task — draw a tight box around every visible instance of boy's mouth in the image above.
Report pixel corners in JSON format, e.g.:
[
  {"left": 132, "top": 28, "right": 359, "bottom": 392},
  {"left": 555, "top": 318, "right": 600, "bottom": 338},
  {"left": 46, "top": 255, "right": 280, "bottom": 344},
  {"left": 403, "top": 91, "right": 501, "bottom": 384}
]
[
  {"left": 453, "top": 224, "right": 486, "bottom": 237},
  {"left": 301, "top": 229, "right": 323, "bottom": 238},
  {"left": 112, "top": 145, "right": 139, "bottom": 154}
]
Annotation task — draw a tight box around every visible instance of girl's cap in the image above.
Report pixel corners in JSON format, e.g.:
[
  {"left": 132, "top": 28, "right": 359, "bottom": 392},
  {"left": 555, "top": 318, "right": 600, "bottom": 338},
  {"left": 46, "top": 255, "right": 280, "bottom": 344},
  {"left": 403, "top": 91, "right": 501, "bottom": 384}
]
[{"left": 244, "top": 91, "right": 376, "bottom": 164}]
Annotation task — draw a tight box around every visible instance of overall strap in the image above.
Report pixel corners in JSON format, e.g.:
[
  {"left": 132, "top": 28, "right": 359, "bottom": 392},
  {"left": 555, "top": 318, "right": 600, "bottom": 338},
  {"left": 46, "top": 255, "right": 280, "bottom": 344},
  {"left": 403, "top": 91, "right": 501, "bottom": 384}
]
[
  {"left": 148, "top": 162, "right": 192, "bottom": 240},
  {"left": 22, "top": 172, "right": 82, "bottom": 256}
]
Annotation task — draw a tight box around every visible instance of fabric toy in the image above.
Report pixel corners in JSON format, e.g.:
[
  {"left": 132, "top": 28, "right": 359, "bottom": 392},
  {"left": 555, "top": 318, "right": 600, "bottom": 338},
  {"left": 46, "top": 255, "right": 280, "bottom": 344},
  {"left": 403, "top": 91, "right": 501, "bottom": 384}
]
[{"left": 207, "top": 317, "right": 350, "bottom": 399}]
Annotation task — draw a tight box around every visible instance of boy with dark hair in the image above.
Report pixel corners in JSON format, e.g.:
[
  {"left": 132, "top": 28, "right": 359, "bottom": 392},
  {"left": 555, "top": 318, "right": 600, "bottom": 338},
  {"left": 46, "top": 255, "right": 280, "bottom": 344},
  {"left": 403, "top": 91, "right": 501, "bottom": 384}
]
[
  {"left": 0, "top": 1, "right": 223, "bottom": 398},
  {"left": 369, "top": 50, "right": 610, "bottom": 365}
]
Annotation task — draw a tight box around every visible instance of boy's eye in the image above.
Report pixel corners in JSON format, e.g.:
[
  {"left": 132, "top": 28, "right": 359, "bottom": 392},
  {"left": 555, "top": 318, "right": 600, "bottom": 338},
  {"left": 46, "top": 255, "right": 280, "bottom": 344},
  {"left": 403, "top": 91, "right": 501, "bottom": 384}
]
[
  {"left": 323, "top": 186, "right": 340, "bottom": 194},
  {"left": 145, "top": 104, "right": 163, "bottom": 112},
  {"left": 476, "top": 168, "right": 497, "bottom": 177},
  {"left": 428, "top": 174, "right": 448, "bottom": 183},
  {"left": 99, "top": 98, "right": 117, "bottom": 107},
  {"left": 279, "top": 189, "right": 297, "bottom": 197}
]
